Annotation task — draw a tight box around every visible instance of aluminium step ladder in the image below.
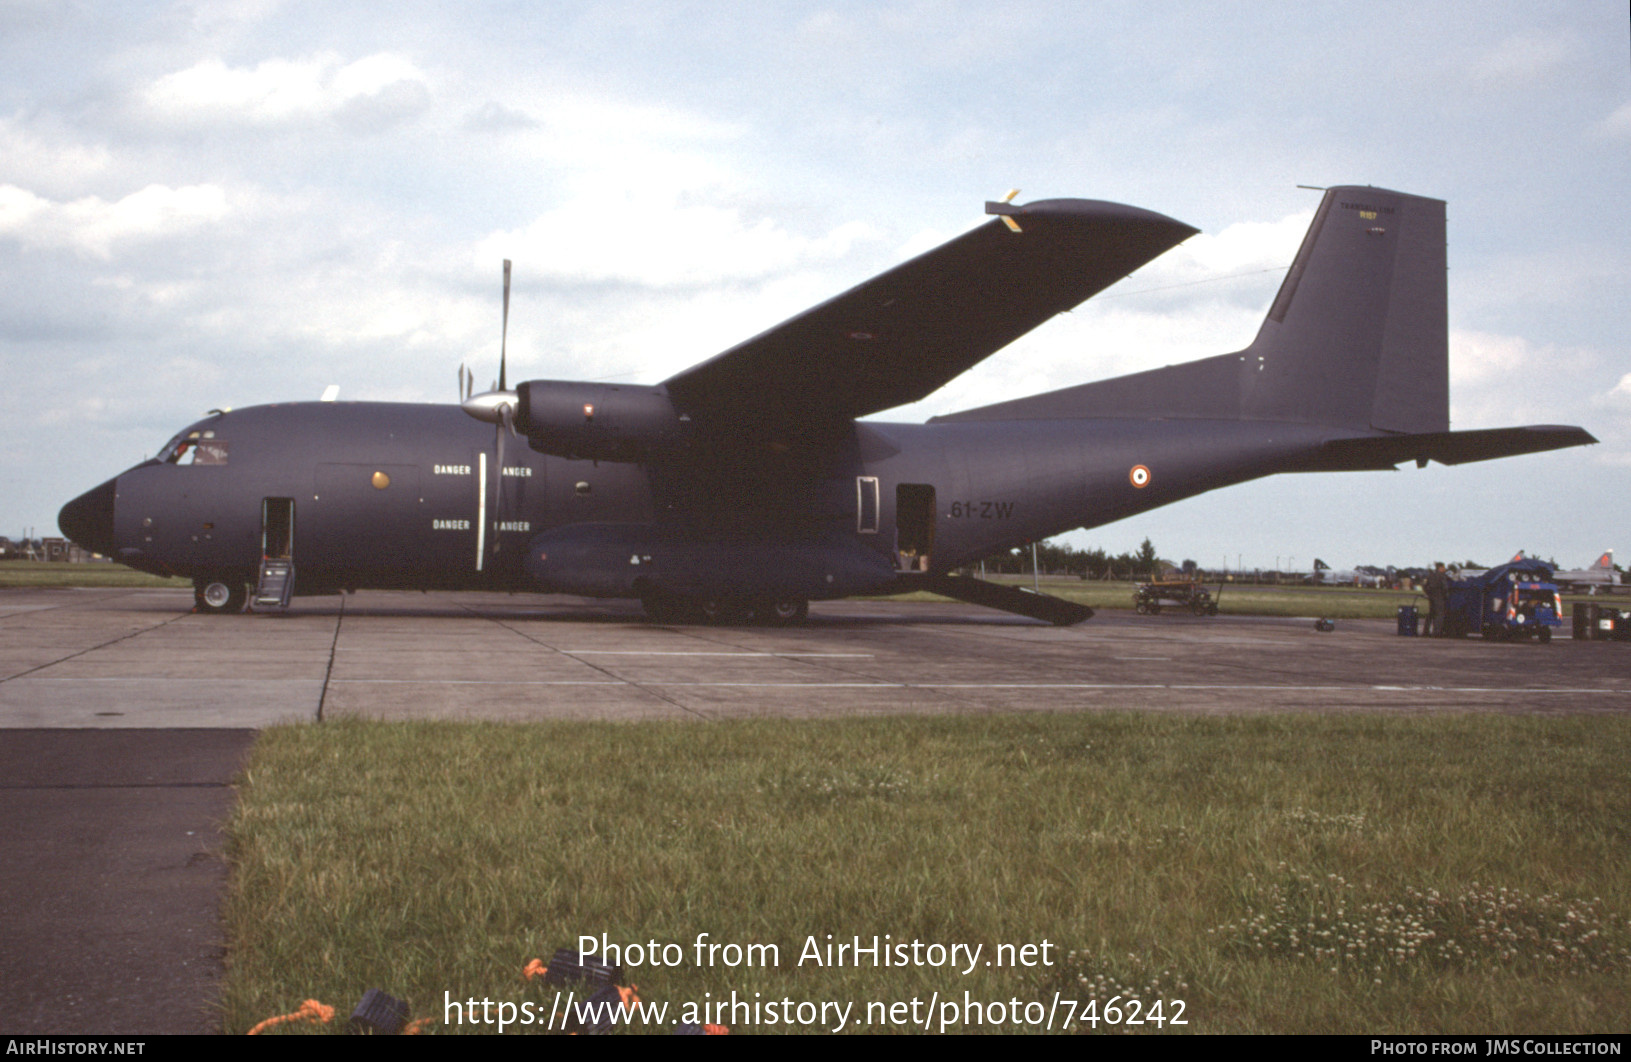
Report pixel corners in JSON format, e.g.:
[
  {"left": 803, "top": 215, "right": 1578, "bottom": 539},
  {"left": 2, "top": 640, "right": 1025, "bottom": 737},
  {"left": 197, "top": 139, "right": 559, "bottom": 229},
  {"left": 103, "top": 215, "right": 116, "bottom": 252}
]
[{"left": 251, "top": 558, "right": 295, "bottom": 611}]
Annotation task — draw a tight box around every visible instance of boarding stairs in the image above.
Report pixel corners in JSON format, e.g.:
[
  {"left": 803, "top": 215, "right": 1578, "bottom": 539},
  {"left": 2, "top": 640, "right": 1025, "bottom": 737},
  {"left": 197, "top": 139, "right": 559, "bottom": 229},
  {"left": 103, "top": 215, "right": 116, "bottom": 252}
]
[{"left": 252, "top": 559, "right": 295, "bottom": 611}]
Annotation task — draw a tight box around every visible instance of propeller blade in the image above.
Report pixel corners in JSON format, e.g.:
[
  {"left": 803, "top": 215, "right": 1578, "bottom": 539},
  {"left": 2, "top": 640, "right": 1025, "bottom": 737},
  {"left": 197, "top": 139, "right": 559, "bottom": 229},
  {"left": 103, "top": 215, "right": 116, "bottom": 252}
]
[
  {"left": 492, "top": 404, "right": 513, "bottom": 556},
  {"left": 985, "top": 188, "right": 1024, "bottom": 233},
  {"left": 499, "top": 259, "right": 511, "bottom": 393}
]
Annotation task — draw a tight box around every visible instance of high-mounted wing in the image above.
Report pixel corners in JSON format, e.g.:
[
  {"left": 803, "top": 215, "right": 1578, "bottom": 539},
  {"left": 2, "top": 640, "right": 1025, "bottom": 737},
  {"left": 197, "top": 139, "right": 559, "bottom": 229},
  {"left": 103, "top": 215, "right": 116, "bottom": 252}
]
[{"left": 663, "top": 198, "right": 1197, "bottom": 427}]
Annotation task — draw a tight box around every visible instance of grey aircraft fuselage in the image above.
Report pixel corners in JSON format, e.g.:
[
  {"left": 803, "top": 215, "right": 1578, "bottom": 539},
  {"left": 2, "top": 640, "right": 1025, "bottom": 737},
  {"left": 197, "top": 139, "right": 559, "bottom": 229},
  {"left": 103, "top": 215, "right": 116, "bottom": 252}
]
[{"left": 94, "top": 401, "right": 1327, "bottom": 597}]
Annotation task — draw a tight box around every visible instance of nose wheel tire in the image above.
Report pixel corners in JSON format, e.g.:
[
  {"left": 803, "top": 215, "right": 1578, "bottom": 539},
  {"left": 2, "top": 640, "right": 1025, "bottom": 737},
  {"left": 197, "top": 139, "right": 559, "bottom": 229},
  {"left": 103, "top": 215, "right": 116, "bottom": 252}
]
[{"left": 194, "top": 577, "right": 247, "bottom": 614}]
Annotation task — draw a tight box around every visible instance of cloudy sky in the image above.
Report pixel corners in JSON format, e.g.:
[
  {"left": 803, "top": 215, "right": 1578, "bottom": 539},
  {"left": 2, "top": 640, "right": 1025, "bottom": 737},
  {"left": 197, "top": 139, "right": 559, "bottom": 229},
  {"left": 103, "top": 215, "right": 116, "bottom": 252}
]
[{"left": 3, "top": 0, "right": 1627, "bottom": 573}]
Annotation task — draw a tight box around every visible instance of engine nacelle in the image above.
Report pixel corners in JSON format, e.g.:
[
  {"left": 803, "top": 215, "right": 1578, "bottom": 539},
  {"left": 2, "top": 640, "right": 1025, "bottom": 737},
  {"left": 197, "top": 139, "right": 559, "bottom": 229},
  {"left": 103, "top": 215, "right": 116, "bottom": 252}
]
[{"left": 516, "top": 381, "right": 685, "bottom": 462}]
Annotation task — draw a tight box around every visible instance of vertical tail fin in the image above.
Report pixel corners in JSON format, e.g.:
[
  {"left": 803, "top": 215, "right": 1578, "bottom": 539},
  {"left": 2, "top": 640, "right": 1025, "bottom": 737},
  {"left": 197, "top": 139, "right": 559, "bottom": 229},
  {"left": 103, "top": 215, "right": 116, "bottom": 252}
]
[{"left": 1243, "top": 186, "right": 1447, "bottom": 432}]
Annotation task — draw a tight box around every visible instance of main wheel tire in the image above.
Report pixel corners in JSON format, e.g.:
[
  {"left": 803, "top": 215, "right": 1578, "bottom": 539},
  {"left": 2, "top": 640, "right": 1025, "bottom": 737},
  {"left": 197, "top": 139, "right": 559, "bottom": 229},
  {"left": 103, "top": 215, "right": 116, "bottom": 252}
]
[
  {"left": 699, "top": 598, "right": 750, "bottom": 625},
  {"left": 1537, "top": 627, "right": 1552, "bottom": 644},
  {"left": 754, "top": 597, "right": 809, "bottom": 627},
  {"left": 194, "top": 577, "right": 246, "bottom": 614},
  {"left": 641, "top": 591, "right": 693, "bottom": 624}
]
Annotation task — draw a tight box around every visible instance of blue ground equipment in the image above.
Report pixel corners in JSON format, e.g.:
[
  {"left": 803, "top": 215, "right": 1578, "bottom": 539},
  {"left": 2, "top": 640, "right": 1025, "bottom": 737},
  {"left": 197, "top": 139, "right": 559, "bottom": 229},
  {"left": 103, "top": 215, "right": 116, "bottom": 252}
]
[{"left": 1443, "top": 559, "right": 1563, "bottom": 643}]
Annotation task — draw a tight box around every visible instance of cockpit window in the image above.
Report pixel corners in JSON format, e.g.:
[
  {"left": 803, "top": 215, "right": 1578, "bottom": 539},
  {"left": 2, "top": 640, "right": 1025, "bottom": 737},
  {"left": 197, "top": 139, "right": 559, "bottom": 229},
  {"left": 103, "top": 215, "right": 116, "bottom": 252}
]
[{"left": 161, "top": 429, "right": 228, "bottom": 465}]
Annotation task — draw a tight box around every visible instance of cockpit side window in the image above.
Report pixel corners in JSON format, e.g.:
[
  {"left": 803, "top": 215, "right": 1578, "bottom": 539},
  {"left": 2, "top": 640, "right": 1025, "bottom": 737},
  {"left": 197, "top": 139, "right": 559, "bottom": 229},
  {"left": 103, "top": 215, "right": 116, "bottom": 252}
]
[{"left": 162, "top": 429, "right": 229, "bottom": 465}]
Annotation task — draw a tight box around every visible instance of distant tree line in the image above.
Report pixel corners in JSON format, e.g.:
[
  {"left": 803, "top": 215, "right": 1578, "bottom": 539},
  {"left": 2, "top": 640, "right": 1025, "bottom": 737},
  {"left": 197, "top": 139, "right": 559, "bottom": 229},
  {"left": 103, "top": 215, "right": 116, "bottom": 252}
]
[
  {"left": 975, "top": 537, "right": 1163, "bottom": 579},
  {"left": 972, "top": 542, "right": 1629, "bottom": 584}
]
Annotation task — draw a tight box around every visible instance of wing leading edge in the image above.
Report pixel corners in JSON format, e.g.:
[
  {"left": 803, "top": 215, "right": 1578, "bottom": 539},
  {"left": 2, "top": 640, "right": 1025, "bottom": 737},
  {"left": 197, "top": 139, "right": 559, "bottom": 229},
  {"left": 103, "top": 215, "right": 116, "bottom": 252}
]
[{"left": 663, "top": 198, "right": 1197, "bottom": 427}]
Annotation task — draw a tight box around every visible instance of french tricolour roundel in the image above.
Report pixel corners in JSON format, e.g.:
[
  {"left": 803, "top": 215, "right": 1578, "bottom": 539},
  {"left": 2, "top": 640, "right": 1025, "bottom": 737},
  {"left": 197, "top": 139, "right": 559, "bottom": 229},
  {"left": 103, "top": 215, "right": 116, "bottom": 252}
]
[{"left": 1129, "top": 465, "right": 1151, "bottom": 488}]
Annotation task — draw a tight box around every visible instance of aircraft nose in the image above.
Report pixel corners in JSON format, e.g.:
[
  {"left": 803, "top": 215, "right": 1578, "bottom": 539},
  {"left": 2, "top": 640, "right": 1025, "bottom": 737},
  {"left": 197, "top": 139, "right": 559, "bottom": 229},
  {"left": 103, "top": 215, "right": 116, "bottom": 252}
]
[{"left": 58, "top": 477, "right": 118, "bottom": 556}]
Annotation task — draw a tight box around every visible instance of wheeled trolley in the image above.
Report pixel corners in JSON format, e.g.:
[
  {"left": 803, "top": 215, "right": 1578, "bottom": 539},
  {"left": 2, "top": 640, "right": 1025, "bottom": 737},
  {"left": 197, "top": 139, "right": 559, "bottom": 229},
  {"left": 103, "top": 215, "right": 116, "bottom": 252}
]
[{"left": 1133, "top": 580, "right": 1219, "bottom": 616}]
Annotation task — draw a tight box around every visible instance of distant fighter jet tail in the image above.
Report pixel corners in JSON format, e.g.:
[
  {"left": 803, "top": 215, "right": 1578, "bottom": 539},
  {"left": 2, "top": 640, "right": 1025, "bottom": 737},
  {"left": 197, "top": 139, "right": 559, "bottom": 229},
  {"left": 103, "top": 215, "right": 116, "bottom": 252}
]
[{"left": 937, "top": 184, "right": 1596, "bottom": 465}]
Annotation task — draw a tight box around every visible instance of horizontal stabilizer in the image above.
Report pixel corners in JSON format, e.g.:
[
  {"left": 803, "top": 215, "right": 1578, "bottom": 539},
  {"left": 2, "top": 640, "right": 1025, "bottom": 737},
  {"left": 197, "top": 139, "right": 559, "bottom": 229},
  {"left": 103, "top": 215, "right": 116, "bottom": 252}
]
[
  {"left": 895, "top": 572, "right": 1094, "bottom": 626},
  {"left": 1303, "top": 425, "right": 1597, "bottom": 471}
]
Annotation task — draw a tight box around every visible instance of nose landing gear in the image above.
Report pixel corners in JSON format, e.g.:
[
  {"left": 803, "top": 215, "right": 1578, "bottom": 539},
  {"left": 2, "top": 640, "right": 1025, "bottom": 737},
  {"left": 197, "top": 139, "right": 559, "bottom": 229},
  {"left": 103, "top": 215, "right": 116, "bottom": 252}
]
[{"left": 194, "top": 575, "right": 247, "bottom": 614}]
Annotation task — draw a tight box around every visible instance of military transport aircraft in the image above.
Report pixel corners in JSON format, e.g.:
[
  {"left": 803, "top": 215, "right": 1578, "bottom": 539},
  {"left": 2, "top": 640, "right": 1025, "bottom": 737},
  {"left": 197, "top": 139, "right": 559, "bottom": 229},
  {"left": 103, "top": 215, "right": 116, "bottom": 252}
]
[{"left": 59, "top": 185, "right": 1595, "bottom": 625}]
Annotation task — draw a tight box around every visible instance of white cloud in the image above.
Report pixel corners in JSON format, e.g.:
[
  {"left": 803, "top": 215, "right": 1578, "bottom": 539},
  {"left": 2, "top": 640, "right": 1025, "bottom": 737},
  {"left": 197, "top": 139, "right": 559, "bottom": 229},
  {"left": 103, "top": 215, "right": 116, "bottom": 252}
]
[
  {"left": 1605, "top": 373, "right": 1631, "bottom": 407},
  {"left": 475, "top": 190, "right": 878, "bottom": 289},
  {"left": 463, "top": 100, "right": 538, "bottom": 133},
  {"left": 0, "top": 182, "right": 230, "bottom": 258},
  {"left": 141, "top": 52, "right": 429, "bottom": 129},
  {"left": 0, "top": 114, "right": 111, "bottom": 193},
  {"left": 1447, "top": 329, "right": 1615, "bottom": 459},
  {"left": 1469, "top": 30, "right": 1573, "bottom": 88},
  {"left": 1449, "top": 329, "right": 1545, "bottom": 387},
  {"left": 1593, "top": 100, "right": 1631, "bottom": 140},
  {"left": 1147, "top": 210, "right": 1313, "bottom": 281}
]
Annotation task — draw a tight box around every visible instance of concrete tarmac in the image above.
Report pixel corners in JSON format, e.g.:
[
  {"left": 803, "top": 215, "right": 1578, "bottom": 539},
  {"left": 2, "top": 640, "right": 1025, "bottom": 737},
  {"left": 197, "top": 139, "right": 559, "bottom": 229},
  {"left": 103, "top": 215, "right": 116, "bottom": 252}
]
[
  {"left": 1, "top": 586, "right": 1627, "bottom": 1034},
  {"left": 2, "top": 587, "right": 1627, "bottom": 727},
  {"left": 0, "top": 728, "right": 253, "bottom": 1035}
]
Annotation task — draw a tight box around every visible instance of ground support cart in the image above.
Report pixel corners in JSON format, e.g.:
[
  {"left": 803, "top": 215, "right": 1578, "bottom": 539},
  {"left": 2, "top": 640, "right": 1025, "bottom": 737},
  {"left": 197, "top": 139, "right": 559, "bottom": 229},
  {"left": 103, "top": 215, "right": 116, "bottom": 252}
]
[
  {"left": 1443, "top": 559, "right": 1563, "bottom": 643},
  {"left": 1133, "top": 580, "right": 1219, "bottom": 616}
]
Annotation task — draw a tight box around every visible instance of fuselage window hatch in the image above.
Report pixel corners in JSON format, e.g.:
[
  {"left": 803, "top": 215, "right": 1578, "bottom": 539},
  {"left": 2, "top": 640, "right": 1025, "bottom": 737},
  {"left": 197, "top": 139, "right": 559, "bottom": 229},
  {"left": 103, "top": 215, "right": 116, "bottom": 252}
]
[
  {"left": 896, "top": 483, "right": 936, "bottom": 571},
  {"left": 262, "top": 498, "right": 294, "bottom": 560},
  {"left": 857, "top": 476, "right": 879, "bottom": 534}
]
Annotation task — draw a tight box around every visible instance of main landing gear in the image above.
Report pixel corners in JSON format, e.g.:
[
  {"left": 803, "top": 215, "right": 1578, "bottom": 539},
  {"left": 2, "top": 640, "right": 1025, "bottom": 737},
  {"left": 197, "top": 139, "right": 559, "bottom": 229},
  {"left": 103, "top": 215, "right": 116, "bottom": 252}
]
[{"left": 641, "top": 591, "right": 809, "bottom": 627}]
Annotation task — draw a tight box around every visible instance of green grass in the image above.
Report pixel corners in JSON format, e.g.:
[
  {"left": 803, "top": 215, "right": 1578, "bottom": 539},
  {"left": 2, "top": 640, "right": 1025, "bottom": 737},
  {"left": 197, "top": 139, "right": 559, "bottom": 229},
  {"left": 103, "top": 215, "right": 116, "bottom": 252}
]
[
  {"left": 222, "top": 715, "right": 1631, "bottom": 1035},
  {"left": 0, "top": 560, "right": 186, "bottom": 588}
]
